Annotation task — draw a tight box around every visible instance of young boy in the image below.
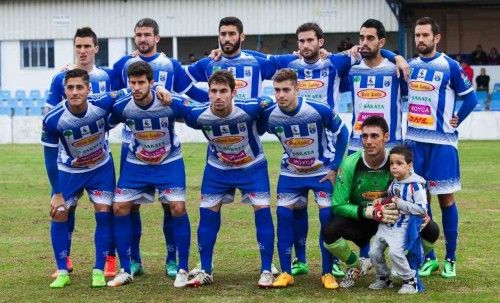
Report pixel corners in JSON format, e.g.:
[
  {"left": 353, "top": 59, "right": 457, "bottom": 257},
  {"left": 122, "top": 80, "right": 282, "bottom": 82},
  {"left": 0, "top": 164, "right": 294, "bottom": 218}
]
[{"left": 368, "top": 145, "right": 427, "bottom": 294}]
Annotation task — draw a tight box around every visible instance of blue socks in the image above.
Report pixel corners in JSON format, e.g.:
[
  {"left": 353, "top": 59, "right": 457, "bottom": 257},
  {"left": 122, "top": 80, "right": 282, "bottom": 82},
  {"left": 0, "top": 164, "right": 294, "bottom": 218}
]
[
  {"left": 130, "top": 212, "right": 142, "bottom": 264},
  {"left": 51, "top": 220, "right": 69, "bottom": 270},
  {"left": 198, "top": 208, "right": 221, "bottom": 274},
  {"left": 277, "top": 206, "right": 294, "bottom": 273},
  {"left": 319, "top": 208, "right": 335, "bottom": 274},
  {"left": 359, "top": 243, "right": 370, "bottom": 259},
  {"left": 163, "top": 208, "right": 177, "bottom": 264},
  {"left": 441, "top": 203, "right": 458, "bottom": 261},
  {"left": 94, "top": 212, "right": 112, "bottom": 270},
  {"left": 173, "top": 213, "right": 191, "bottom": 271},
  {"left": 293, "top": 208, "right": 308, "bottom": 263},
  {"left": 114, "top": 214, "right": 132, "bottom": 274},
  {"left": 67, "top": 210, "right": 75, "bottom": 257},
  {"left": 254, "top": 208, "right": 274, "bottom": 273}
]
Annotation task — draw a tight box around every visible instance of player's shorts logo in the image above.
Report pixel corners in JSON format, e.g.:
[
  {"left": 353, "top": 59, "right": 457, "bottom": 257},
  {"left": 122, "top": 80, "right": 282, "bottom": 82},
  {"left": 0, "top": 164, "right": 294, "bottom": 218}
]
[
  {"left": 298, "top": 80, "right": 324, "bottom": 90},
  {"left": 135, "top": 131, "right": 165, "bottom": 140},
  {"left": 72, "top": 133, "right": 100, "bottom": 147},
  {"left": 357, "top": 89, "right": 386, "bottom": 99},
  {"left": 235, "top": 80, "right": 248, "bottom": 89},
  {"left": 409, "top": 81, "right": 435, "bottom": 91},
  {"left": 284, "top": 138, "right": 314, "bottom": 148},
  {"left": 212, "top": 136, "right": 244, "bottom": 145}
]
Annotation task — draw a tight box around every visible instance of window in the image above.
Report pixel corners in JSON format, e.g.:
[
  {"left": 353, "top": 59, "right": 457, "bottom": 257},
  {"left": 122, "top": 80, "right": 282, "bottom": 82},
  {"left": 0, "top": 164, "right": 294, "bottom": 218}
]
[
  {"left": 21, "top": 40, "right": 54, "bottom": 68},
  {"left": 95, "top": 38, "right": 109, "bottom": 67}
]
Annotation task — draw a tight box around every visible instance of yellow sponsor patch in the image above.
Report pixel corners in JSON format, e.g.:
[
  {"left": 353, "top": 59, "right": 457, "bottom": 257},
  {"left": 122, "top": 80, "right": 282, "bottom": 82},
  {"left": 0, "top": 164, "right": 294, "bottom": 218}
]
[
  {"left": 135, "top": 131, "right": 165, "bottom": 140},
  {"left": 235, "top": 80, "right": 248, "bottom": 89},
  {"left": 361, "top": 191, "right": 386, "bottom": 200},
  {"left": 298, "top": 80, "right": 324, "bottom": 90},
  {"left": 356, "top": 89, "right": 386, "bottom": 99},
  {"left": 72, "top": 133, "right": 100, "bottom": 147},
  {"left": 285, "top": 138, "right": 314, "bottom": 148},
  {"left": 408, "top": 113, "right": 434, "bottom": 126},
  {"left": 409, "top": 81, "right": 435, "bottom": 91},
  {"left": 212, "top": 136, "right": 244, "bottom": 145}
]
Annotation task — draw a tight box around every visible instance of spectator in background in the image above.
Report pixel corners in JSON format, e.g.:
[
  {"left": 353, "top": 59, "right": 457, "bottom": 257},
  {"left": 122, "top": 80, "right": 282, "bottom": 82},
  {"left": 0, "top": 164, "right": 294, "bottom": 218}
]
[
  {"left": 189, "top": 53, "right": 197, "bottom": 63},
  {"left": 475, "top": 67, "right": 490, "bottom": 92},
  {"left": 487, "top": 47, "right": 500, "bottom": 65},
  {"left": 471, "top": 44, "right": 487, "bottom": 65},
  {"left": 460, "top": 60, "right": 474, "bottom": 83},
  {"left": 277, "top": 39, "right": 292, "bottom": 54}
]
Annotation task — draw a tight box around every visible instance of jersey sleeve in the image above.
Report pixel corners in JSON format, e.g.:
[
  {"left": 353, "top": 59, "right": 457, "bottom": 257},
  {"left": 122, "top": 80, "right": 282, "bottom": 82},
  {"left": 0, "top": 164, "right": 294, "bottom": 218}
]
[
  {"left": 186, "top": 58, "right": 210, "bottom": 83},
  {"left": 243, "top": 49, "right": 267, "bottom": 59},
  {"left": 257, "top": 56, "right": 278, "bottom": 80},
  {"left": 41, "top": 118, "right": 59, "bottom": 148},
  {"left": 380, "top": 49, "right": 398, "bottom": 63},
  {"left": 331, "top": 154, "right": 363, "bottom": 219},
  {"left": 44, "top": 146, "right": 60, "bottom": 193},
  {"left": 322, "top": 109, "right": 348, "bottom": 170},
  {"left": 45, "top": 73, "right": 65, "bottom": 108},
  {"left": 108, "top": 98, "right": 127, "bottom": 129},
  {"left": 449, "top": 60, "right": 475, "bottom": 96},
  {"left": 330, "top": 54, "right": 353, "bottom": 78},
  {"left": 397, "top": 182, "right": 427, "bottom": 215},
  {"left": 111, "top": 56, "right": 129, "bottom": 90}
]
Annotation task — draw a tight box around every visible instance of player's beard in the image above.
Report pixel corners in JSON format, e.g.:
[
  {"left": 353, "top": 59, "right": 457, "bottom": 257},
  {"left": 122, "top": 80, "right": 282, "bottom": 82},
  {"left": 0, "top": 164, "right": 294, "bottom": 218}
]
[
  {"left": 301, "top": 47, "right": 320, "bottom": 62},
  {"left": 220, "top": 39, "right": 241, "bottom": 56},
  {"left": 133, "top": 89, "right": 151, "bottom": 103},
  {"left": 361, "top": 46, "right": 378, "bottom": 60},
  {"left": 417, "top": 42, "right": 435, "bottom": 56},
  {"left": 137, "top": 43, "right": 155, "bottom": 55}
]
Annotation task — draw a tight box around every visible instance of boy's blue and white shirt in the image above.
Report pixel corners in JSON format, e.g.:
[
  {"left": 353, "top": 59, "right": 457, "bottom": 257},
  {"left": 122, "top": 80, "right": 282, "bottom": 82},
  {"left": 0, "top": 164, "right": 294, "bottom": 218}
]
[
  {"left": 387, "top": 172, "right": 427, "bottom": 227},
  {"left": 41, "top": 94, "right": 114, "bottom": 173},
  {"left": 45, "top": 66, "right": 113, "bottom": 109},
  {"left": 348, "top": 58, "right": 406, "bottom": 151},
  {"left": 260, "top": 97, "right": 346, "bottom": 177},
  {"left": 406, "top": 52, "right": 473, "bottom": 147},
  {"left": 108, "top": 91, "right": 187, "bottom": 166}
]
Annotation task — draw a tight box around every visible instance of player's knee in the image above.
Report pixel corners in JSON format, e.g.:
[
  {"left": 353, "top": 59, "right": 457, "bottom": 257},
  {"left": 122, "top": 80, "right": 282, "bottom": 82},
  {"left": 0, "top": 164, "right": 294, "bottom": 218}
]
[
  {"left": 169, "top": 202, "right": 186, "bottom": 217},
  {"left": 52, "top": 210, "right": 69, "bottom": 222},
  {"left": 437, "top": 193, "right": 455, "bottom": 207},
  {"left": 113, "top": 202, "right": 132, "bottom": 216},
  {"left": 94, "top": 203, "right": 111, "bottom": 213},
  {"left": 421, "top": 220, "right": 440, "bottom": 243}
]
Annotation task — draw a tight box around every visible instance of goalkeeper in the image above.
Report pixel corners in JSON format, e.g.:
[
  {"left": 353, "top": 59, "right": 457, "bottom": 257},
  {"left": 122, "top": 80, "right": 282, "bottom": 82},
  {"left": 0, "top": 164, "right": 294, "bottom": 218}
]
[{"left": 322, "top": 116, "right": 439, "bottom": 289}]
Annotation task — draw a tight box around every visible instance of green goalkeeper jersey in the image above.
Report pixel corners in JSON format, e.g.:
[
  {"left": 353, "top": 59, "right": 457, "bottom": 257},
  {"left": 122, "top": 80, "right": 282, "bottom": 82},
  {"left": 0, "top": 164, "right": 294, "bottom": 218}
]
[{"left": 332, "top": 150, "right": 392, "bottom": 220}]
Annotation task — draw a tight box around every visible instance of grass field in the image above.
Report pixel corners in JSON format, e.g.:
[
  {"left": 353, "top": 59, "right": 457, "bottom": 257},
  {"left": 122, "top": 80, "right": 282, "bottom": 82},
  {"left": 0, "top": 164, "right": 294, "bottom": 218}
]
[{"left": 0, "top": 142, "right": 498, "bottom": 303}]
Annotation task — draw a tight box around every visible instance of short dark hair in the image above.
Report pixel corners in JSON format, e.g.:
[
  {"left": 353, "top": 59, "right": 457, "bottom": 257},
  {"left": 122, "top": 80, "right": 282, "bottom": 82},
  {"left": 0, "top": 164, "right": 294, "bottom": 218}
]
[
  {"left": 208, "top": 70, "right": 235, "bottom": 92},
  {"left": 64, "top": 68, "right": 89, "bottom": 85},
  {"left": 415, "top": 16, "right": 440, "bottom": 35},
  {"left": 135, "top": 18, "right": 159, "bottom": 35},
  {"left": 127, "top": 61, "right": 153, "bottom": 82},
  {"left": 273, "top": 68, "right": 298, "bottom": 85},
  {"left": 296, "top": 22, "right": 324, "bottom": 39},
  {"left": 74, "top": 27, "right": 98, "bottom": 46},
  {"left": 219, "top": 16, "right": 243, "bottom": 34},
  {"left": 390, "top": 145, "right": 413, "bottom": 164},
  {"left": 360, "top": 19, "right": 386, "bottom": 39},
  {"left": 361, "top": 116, "right": 389, "bottom": 134}
]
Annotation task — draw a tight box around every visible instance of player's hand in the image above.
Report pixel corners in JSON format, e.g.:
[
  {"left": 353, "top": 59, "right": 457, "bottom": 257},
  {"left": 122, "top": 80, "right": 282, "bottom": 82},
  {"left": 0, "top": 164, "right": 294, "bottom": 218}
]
[
  {"left": 131, "top": 50, "right": 140, "bottom": 57},
  {"left": 449, "top": 115, "right": 459, "bottom": 128},
  {"left": 156, "top": 86, "right": 172, "bottom": 105},
  {"left": 345, "top": 45, "right": 361, "bottom": 61},
  {"left": 319, "top": 48, "right": 331, "bottom": 60},
  {"left": 50, "top": 193, "right": 66, "bottom": 218},
  {"left": 394, "top": 55, "right": 410, "bottom": 81},
  {"left": 381, "top": 202, "right": 399, "bottom": 224},
  {"left": 319, "top": 169, "right": 337, "bottom": 185},
  {"left": 209, "top": 49, "right": 222, "bottom": 61},
  {"left": 420, "top": 214, "right": 431, "bottom": 231}
]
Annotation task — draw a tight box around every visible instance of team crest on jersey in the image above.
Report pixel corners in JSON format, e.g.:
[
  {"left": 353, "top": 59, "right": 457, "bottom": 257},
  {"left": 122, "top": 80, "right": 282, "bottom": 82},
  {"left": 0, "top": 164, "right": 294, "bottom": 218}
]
[
  {"left": 228, "top": 67, "right": 236, "bottom": 76},
  {"left": 63, "top": 130, "right": 73, "bottom": 137},
  {"left": 308, "top": 123, "right": 317, "bottom": 134},
  {"left": 97, "top": 118, "right": 105, "bottom": 129},
  {"left": 244, "top": 66, "right": 252, "bottom": 77},
  {"left": 304, "top": 69, "right": 313, "bottom": 79},
  {"left": 354, "top": 76, "right": 361, "bottom": 83},
  {"left": 159, "top": 71, "right": 168, "bottom": 86},
  {"left": 143, "top": 119, "right": 152, "bottom": 129},
  {"left": 160, "top": 117, "right": 169, "bottom": 128},
  {"left": 384, "top": 80, "right": 391, "bottom": 87},
  {"left": 418, "top": 69, "right": 427, "bottom": 79},
  {"left": 220, "top": 125, "right": 230, "bottom": 134},
  {"left": 291, "top": 125, "right": 300, "bottom": 136},
  {"left": 238, "top": 122, "right": 246, "bottom": 132},
  {"left": 367, "top": 76, "right": 376, "bottom": 87},
  {"left": 394, "top": 188, "right": 401, "bottom": 197},
  {"left": 321, "top": 68, "right": 328, "bottom": 77},
  {"left": 80, "top": 125, "right": 90, "bottom": 136},
  {"left": 99, "top": 81, "right": 106, "bottom": 93},
  {"left": 434, "top": 74, "right": 441, "bottom": 81}
]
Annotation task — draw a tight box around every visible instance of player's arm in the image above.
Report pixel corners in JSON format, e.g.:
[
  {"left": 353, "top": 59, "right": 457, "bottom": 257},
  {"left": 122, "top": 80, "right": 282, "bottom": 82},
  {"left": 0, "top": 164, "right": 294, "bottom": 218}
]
[
  {"left": 394, "top": 183, "right": 427, "bottom": 215},
  {"left": 107, "top": 97, "right": 128, "bottom": 129},
  {"left": 44, "top": 73, "right": 65, "bottom": 113},
  {"left": 41, "top": 118, "right": 65, "bottom": 213},
  {"left": 328, "top": 115, "right": 349, "bottom": 172},
  {"left": 380, "top": 49, "right": 410, "bottom": 80},
  {"left": 111, "top": 57, "right": 129, "bottom": 90},
  {"left": 186, "top": 58, "right": 210, "bottom": 83},
  {"left": 331, "top": 157, "right": 361, "bottom": 219},
  {"left": 172, "top": 60, "right": 209, "bottom": 103},
  {"left": 450, "top": 61, "right": 477, "bottom": 126}
]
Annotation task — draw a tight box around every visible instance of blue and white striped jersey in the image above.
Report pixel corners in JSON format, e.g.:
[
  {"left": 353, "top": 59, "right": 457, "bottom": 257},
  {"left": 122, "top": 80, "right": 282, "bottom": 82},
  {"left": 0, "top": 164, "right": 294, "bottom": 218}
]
[
  {"left": 260, "top": 97, "right": 348, "bottom": 177},
  {"left": 406, "top": 53, "right": 474, "bottom": 147},
  {"left": 41, "top": 94, "right": 114, "bottom": 173},
  {"left": 387, "top": 172, "right": 427, "bottom": 227}
]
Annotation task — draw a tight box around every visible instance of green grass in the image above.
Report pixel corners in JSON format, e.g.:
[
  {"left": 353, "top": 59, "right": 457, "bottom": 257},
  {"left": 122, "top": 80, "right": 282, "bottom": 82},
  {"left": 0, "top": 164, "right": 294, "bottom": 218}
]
[{"left": 0, "top": 142, "right": 498, "bottom": 302}]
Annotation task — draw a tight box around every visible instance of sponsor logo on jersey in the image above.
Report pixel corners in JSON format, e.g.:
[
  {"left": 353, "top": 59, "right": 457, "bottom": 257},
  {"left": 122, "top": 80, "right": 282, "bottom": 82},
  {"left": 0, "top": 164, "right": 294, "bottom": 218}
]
[
  {"left": 409, "top": 81, "right": 435, "bottom": 91},
  {"left": 409, "top": 104, "right": 431, "bottom": 115},
  {"left": 362, "top": 191, "right": 386, "bottom": 200},
  {"left": 235, "top": 79, "right": 248, "bottom": 89},
  {"left": 135, "top": 131, "right": 165, "bottom": 140},
  {"left": 357, "top": 89, "right": 386, "bottom": 99},
  {"left": 408, "top": 113, "right": 434, "bottom": 126},
  {"left": 285, "top": 138, "right": 314, "bottom": 148},
  {"left": 63, "top": 130, "right": 73, "bottom": 137},
  {"left": 275, "top": 126, "right": 284, "bottom": 135},
  {"left": 218, "top": 150, "right": 252, "bottom": 166},
  {"left": 212, "top": 136, "right": 244, "bottom": 145},
  {"left": 428, "top": 180, "right": 438, "bottom": 188},
  {"left": 298, "top": 80, "right": 324, "bottom": 90},
  {"left": 354, "top": 76, "right": 361, "bottom": 83},
  {"left": 73, "top": 149, "right": 105, "bottom": 167},
  {"left": 72, "top": 133, "right": 100, "bottom": 147}
]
